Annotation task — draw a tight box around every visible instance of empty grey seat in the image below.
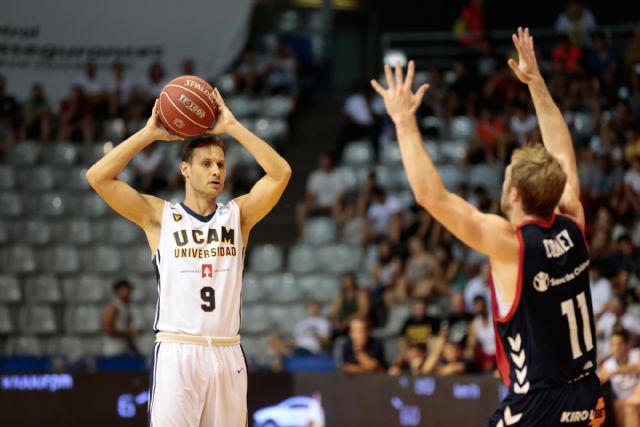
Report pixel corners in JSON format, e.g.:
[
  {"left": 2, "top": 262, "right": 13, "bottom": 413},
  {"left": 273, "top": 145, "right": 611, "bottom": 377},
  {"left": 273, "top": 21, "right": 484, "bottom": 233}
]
[
  {"left": 262, "top": 96, "right": 294, "bottom": 117},
  {"left": 287, "top": 244, "right": 318, "bottom": 274},
  {"left": 23, "top": 220, "right": 52, "bottom": 245},
  {"left": 0, "top": 219, "right": 11, "bottom": 244},
  {"left": 341, "top": 217, "right": 365, "bottom": 246},
  {"left": 263, "top": 273, "right": 299, "bottom": 303},
  {"left": 0, "top": 165, "right": 16, "bottom": 190},
  {"left": 19, "top": 305, "right": 57, "bottom": 335},
  {"left": 439, "top": 139, "right": 468, "bottom": 164},
  {"left": 268, "top": 304, "right": 300, "bottom": 333},
  {"left": 302, "top": 217, "right": 337, "bottom": 245},
  {"left": 0, "top": 191, "right": 23, "bottom": 217},
  {"left": 227, "top": 96, "right": 257, "bottom": 118},
  {"left": 60, "top": 218, "right": 93, "bottom": 244},
  {"left": 121, "top": 247, "right": 153, "bottom": 273},
  {"left": 0, "top": 274, "right": 22, "bottom": 303},
  {"left": 250, "top": 244, "right": 284, "bottom": 273},
  {"left": 9, "top": 141, "right": 41, "bottom": 166},
  {"left": 81, "top": 144, "right": 107, "bottom": 165},
  {"left": 438, "top": 164, "right": 464, "bottom": 190},
  {"left": 82, "top": 193, "right": 110, "bottom": 217},
  {"left": 1, "top": 245, "right": 37, "bottom": 273},
  {"left": 242, "top": 273, "right": 266, "bottom": 304},
  {"left": 64, "top": 305, "right": 102, "bottom": 335},
  {"left": 380, "top": 144, "right": 403, "bottom": 166},
  {"left": 299, "top": 274, "right": 339, "bottom": 302},
  {"left": 240, "top": 305, "right": 271, "bottom": 335},
  {"left": 50, "top": 142, "right": 79, "bottom": 167},
  {"left": 336, "top": 166, "right": 360, "bottom": 193},
  {"left": 5, "top": 336, "right": 43, "bottom": 355},
  {"left": 62, "top": 275, "right": 105, "bottom": 303},
  {"left": 102, "top": 118, "right": 127, "bottom": 142},
  {"left": 23, "top": 166, "right": 57, "bottom": 192},
  {"left": 374, "top": 165, "right": 395, "bottom": 190},
  {"left": 449, "top": 116, "right": 475, "bottom": 140},
  {"left": 342, "top": 140, "right": 374, "bottom": 166},
  {"left": 134, "top": 333, "right": 156, "bottom": 358},
  {"left": 468, "top": 164, "right": 502, "bottom": 199},
  {"left": 317, "top": 243, "right": 361, "bottom": 273},
  {"left": 107, "top": 218, "right": 142, "bottom": 244},
  {"left": 24, "top": 275, "right": 62, "bottom": 303},
  {"left": 44, "top": 245, "right": 79, "bottom": 273},
  {"left": 64, "top": 167, "right": 90, "bottom": 191},
  {"left": 35, "top": 193, "right": 66, "bottom": 217},
  {"left": 0, "top": 304, "right": 15, "bottom": 334},
  {"left": 85, "top": 246, "right": 122, "bottom": 273},
  {"left": 421, "top": 115, "right": 443, "bottom": 135},
  {"left": 51, "top": 336, "right": 85, "bottom": 362}
]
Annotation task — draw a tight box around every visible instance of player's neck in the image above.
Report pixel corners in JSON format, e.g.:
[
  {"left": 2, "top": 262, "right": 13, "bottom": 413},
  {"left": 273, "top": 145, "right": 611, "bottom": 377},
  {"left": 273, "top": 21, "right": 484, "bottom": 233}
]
[
  {"left": 509, "top": 205, "right": 547, "bottom": 226},
  {"left": 182, "top": 193, "right": 217, "bottom": 217}
]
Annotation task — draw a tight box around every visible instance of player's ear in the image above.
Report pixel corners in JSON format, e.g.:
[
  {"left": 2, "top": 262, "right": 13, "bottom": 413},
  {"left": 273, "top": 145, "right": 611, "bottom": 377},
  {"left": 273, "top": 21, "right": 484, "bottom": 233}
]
[
  {"left": 510, "top": 185, "right": 520, "bottom": 203},
  {"left": 180, "top": 161, "right": 190, "bottom": 179}
]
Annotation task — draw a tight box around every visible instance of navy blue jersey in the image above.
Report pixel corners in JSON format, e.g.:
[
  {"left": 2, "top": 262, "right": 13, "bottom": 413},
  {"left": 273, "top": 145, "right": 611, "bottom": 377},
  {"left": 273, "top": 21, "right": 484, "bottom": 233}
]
[{"left": 491, "top": 214, "right": 597, "bottom": 394}]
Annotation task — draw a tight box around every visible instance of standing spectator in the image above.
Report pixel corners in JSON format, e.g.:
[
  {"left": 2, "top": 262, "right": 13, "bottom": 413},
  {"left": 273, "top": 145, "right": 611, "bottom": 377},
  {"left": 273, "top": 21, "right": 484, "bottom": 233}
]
[
  {"left": 599, "top": 327, "right": 640, "bottom": 427},
  {"left": 296, "top": 153, "right": 346, "bottom": 231},
  {"left": 104, "top": 61, "right": 134, "bottom": 118},
  {"left": 465, "top": 295, "right": 496, "bottom": 373},
  {"left": 590, "top": 261, "right": 613, "bottom": 317},
  {"left": 233, "top": 47, "right": 267, "bottom": 96},
  {"left": 342, "top": 317, "right": 385, "bottom": 374},
  {"left": 57, "top": 85, "right": 94, "bottom": 144},
  {"left": 596, "top": 297, "right": 640, "bottom": 354},
  {"left": 131, "top": 144, "right": 166, "bottom": 193},
  {"left": 555, "top": 1, "right": 597, "bottom": 47},
  {"left": 293, "top": 300, "right": 331, "bottom": 355},
  {"left": 0, "top": 74, "right": 20, "bottom": 151},
  {"left": 330, "top": 272, "right": 370, "bottom": 336},
  {"left": 20, "top": 83, "right": 51, "bottom": 142},
  {"left": 101, "top": 279, "right": 141, "bottom": 355},
  {"left": 463, "top": 261, "right": 492, "bottom": 314}
]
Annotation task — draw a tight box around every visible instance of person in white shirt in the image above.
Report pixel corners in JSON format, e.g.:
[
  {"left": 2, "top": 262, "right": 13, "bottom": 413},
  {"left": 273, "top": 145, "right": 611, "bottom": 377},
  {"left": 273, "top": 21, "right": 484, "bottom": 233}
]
[
  {"left": 365, "top": 186, "right": 403, "bottom": 243},
  {"left": 599, "top": 327, "right": 640, "bottom": 427},
  {"left": 590, "top": 262, "right": 613, "bottom": 317},
  {"left": 296, "top": 153, "right": 346, "bottom": 230},
  {"left": 131, "top": 144, "right": 166, "bottom": 193},
  {"left": 105, "top": 61, "right": 134, "bottom": 117},
  {"left": 293, "top": 300, "right": 331, "bottom": 355},
  {"left": 597, "top": 297, "right": 640, "bottom": 354},
  {"left": 463, "top": 261, "right": 492, "bottom": 315}
]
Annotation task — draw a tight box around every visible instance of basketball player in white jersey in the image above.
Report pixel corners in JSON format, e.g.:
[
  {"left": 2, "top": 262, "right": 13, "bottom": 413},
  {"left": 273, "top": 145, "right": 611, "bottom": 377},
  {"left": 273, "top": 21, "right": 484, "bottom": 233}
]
[{"left": 86, "top": 88, "right": 291, "bottom": 426}]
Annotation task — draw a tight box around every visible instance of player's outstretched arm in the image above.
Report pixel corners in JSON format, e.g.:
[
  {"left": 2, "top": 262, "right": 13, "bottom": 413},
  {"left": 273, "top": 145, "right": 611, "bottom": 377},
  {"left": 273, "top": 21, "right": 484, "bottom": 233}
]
[
  {"left": 371, "top": 61, "right": 517, "bottom": 260},
  {"left": 86, "top": 101, "right": 182, "bottom": 230},
  {"left": 207, "top": 89, "right": 291, "bottom": 241},
  {"left": 508, "top": 27, "right": 584, "bottom": 225}
]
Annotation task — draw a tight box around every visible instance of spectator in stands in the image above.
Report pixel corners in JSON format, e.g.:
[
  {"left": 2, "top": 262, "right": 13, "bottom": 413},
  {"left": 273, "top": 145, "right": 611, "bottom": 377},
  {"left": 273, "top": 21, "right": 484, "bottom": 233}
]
[
  {"left": 101, "top": 279, "right": 141, "bottom": 356},
  {"left": 623, "top": 156, "right": 640, "bottom": 214},
  {"left": 509, "top": 101, "right": 538, "bottom": 145},
  {"left": 463, "top": 261, "right": 492, "bottom": 314},
  {"left": 342, "top": 317, "right": 385, "bottom": 374},
  {"left": 555, "top": 1, "right": 597, "bottom": 47},
  {"left": 293, "top": 300, "right": 331, "bottom": 355},
  {"left": 586, "top": 33, "right": 620, "bottom": 76},
  {"left": 131, "top": 144, "right": 166, "bottom": 194},
  {"left": 445, "top": 291, "right": 473, "bottom": 345},
  {"left": 591, "top": 261, "right": 614, "bottom": 317},
  {"left": 295, "top": 152, "right": 346, "bottom": 231},
  {"left": 452, "top": 0, "right": 485, "bottom": 48},
  {"left": 364, "top": 186, "right": 403, "bottom": 244},
  {"left": 265, "top": 40, "right": 298, "bottom": 97},
  {"left": 181, "top": 58, "right": 196, "bottom": 76},
  {"left": 596, "top": 297, "right": 640, "bottom": 354},
  {"left": 142, "top": 62, "right": 168, "bottom": 107},
  {"left": 337, "top": 82, "right": 384, "bottom": 159},
  {"left": 20, "top": 83, "right": 51, "bottom": 142},
  {"left": 330, "top": 272, "right": 370, "bottom": 336},
  {"left": 388, "top": 343, "right": 427, "bottom": 376},
  {"left": 465, "top": 295, "right": 496, "bottom": 373},
  {"left": 105, "top": 61, "right": 133, "bottom": 118},
  {"left": 423, "top": 328, "right": 479, "bottom": 375},
  {"left": 551, "top": 35, "right": 583, "bottom": 74},
  {"left": 399, "top": 298, "right": 441, "bottom": 354},
  {"left": 599, "top": 327, "right": 640, "bottom": 427},
  {"left": 234, "top": 47, "right": 267, "bottom": 96},
  {"left": 57, "top": 85, "right": 94, "bottom": 144},
  {"left": 372, "top": 239, "right": 403, "bottom": 290},
  {"left": 0, "top": 74, "right": 20, "bottom": 151},
  {"left": 473, "top": 105, "right": 509, "bottom": 164},
  {"left": 73, "top": 59, "right": 106, "bottom": 119}
]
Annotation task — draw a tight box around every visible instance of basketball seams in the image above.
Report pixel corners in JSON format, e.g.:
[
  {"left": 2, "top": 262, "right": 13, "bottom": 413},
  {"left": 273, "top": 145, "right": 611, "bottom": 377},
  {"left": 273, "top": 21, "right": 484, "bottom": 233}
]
[
  {"left": 164, "top": 83, "right": 216, "bottom": 117},
  {"left": 160, "top": 91, "right": 209, "bottom": 132},
  {"left": 158, "top": 94, "right": 185, "bottom": 135}
]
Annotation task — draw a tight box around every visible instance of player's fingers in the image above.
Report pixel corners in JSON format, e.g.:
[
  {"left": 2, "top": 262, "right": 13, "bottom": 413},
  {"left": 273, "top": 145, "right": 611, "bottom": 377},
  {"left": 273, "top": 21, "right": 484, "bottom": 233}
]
[
  {"left": 413, "top": 83, "right": 430, "bottom": 107},
  {"left": 384, "top": 64, "right": 394, "bottom": 90},
  {"left": 152, "top": 99, "right": 159, "bottom": 115},
  {"left": 507, "top": 58, "right": 520, "bottom": 76},
  {"left": 394, "top": 60, "right": 403, "bottom": 88},
  {"left": 370, "top": 79, "right": 386, "bottom": 97},
  {"left": 405, "top": 60, "right": 415, "bottom": 89}
]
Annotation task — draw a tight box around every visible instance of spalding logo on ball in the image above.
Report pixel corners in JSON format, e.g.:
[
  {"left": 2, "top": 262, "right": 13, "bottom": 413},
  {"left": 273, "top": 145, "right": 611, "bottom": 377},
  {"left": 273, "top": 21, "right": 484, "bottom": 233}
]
[{"left": 158, "top": 75, "right": 219, "bottom": 137}]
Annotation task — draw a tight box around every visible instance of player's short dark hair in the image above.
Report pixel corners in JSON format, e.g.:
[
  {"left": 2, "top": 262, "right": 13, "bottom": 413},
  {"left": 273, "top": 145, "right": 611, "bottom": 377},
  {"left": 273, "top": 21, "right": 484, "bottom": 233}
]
[
  {"left": 611, "top": 325, "right": 630, "bottom": 342},
  {"left": 113, "top": 279, "right": 132, "bottom": 292},
  {"left": 180, "top": 135, "right": 226, "bottom": 164}
]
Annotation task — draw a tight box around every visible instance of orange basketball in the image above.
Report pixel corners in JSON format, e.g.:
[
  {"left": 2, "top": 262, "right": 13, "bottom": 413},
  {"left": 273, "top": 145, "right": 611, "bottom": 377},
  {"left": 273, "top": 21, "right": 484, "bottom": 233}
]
[{"left": 158, "top": 75, "right": 219, "bottom": 137}]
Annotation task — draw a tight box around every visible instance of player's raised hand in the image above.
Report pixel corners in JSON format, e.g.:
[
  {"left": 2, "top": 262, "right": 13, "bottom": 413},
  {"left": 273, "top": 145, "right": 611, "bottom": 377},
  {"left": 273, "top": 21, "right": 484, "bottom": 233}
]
[
  {"left": 144, "top": 99, "right": 185, "bottom": 142},
  {"left": 370, "top": 60, "right": 429, "bottom": 123},
  {"left": 508, "top": 27, "right": 542, "bottom": 84},
  {"left": 207, "top": 88, "right": 238, "bottom": 135}
]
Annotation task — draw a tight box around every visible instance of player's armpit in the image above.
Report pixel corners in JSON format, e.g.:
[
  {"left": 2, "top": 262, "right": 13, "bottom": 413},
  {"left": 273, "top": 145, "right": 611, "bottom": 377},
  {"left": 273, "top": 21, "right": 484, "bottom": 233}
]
[
  {"left": 86, "top": 177, "right": 164, "bottom": 229},
  {"left": 235, "top": 171, "right": 291, "bottom": 241},
  {"left": 418, "top": 192, "right": 518, "bottom": 262}
]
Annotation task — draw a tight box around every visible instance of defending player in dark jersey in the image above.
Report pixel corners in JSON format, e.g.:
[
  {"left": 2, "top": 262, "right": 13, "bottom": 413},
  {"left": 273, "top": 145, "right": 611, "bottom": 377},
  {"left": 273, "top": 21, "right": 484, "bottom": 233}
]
[{"left": 371, "top": 27, "right": 604, "bottom": 427}]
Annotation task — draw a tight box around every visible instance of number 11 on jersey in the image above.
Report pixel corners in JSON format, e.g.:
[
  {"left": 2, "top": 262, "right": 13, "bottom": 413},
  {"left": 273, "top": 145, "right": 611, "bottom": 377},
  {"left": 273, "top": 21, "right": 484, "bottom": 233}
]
[{"left": 561, "top": 291, "right": 594, "bottom": 359}]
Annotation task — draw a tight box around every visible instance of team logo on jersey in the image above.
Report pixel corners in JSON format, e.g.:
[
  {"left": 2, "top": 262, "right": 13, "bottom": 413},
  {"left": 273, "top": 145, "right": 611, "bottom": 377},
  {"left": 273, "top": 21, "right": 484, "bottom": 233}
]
[
  {"left": 173, "top": 213, "right": 182, "bottom": 222},
  {"left": 202, "top": 264, "right": 213, "bottom": 278},
  {"left": 533, "top": 271, "right": 550, "bottom": 292}
]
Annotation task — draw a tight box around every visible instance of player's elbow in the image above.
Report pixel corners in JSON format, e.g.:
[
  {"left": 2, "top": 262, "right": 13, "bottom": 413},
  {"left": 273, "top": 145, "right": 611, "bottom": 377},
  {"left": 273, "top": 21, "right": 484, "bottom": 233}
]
[
  {"left": 279, "top": 162, "right": 292, "bottom": 184},
  {"left": 85, "top": 167, "right": 99, "bottom": 188},
  {"left": 414, "top": 188, "right": 446, "bottom": 211}
]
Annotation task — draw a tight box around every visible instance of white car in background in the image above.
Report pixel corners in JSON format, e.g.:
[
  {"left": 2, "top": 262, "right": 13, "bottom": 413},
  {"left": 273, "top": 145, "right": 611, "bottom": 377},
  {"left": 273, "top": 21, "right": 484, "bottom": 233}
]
[{"left": 253, "top": 396, "right": 325, "bottom": 427}]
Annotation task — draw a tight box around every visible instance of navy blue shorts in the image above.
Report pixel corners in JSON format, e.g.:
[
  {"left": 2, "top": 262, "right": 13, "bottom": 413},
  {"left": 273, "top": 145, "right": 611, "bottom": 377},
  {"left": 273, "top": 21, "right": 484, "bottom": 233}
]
[{"left": 483, "top": 374, "right": 606, "bottom": 427}]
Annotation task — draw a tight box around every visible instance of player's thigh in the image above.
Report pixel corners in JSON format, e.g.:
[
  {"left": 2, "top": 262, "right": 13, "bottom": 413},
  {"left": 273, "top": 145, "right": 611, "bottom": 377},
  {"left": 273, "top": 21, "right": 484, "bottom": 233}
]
[{"left": 149, "top": 343, "right": 207, "bottom": 427}]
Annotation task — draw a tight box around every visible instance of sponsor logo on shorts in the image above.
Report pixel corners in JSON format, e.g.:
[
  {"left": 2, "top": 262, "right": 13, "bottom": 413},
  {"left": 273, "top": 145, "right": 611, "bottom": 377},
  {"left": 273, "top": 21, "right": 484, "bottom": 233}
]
[{"left": 559, "top": 397, "right": 605, "bottom": 426}]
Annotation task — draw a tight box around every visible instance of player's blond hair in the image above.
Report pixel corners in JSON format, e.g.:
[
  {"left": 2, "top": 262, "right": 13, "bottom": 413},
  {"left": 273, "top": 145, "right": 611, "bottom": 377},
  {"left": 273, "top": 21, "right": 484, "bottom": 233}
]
[{"left": 510, "top": 143, "right": 566, "bottom": 218}]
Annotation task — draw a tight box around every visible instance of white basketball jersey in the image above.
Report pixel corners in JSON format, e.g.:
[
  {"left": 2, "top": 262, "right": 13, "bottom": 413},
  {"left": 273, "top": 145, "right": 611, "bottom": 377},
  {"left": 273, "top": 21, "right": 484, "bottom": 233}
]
[{"left": 153, "top": 200, "right": 244, "bottom": 337}]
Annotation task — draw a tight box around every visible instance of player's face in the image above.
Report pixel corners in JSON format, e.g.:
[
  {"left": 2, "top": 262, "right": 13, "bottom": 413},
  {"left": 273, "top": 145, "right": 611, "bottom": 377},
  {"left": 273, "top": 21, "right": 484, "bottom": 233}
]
[{"left": 183, "top": 145, "right": 226, "bottom": 197}]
